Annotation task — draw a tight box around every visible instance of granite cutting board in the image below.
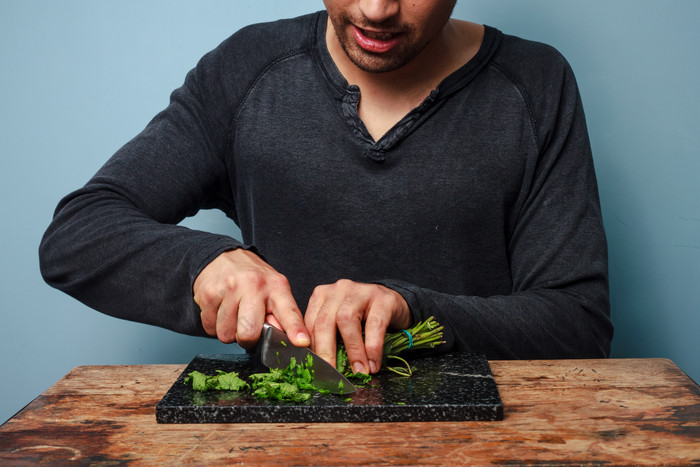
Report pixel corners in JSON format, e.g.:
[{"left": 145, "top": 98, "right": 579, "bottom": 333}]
[{"left": 156, "top": 352, "right": 503, "bottom": 423}]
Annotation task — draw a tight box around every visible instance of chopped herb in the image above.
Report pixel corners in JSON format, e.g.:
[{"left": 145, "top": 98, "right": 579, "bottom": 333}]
[
  {"left": 249, "top": 355, "right": 318, "bottom": 402},
  {"left": 184, "top": 370, "right": 248, "bottom": 392},
  {"left": 184, "top": 355, "right": 317, "bottom": 402},
  {"left": 347, "top": 371, "right": 372, "bottom": 386},
  {"left": 214, "top": 370, "right": 250, "bottom": 391}
]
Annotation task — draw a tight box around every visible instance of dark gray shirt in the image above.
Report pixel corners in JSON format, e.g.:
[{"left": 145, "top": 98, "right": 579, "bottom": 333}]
[{"left": 40, "top": 11, "right": 613, "bottom": 358}]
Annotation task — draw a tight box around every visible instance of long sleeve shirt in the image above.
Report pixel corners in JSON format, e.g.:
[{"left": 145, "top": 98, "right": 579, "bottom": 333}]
[{"left": 40, "top": 11, "right": 613, "bottom": 358}]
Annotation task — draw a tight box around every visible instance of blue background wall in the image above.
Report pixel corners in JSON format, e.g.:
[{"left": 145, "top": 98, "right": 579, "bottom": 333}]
[{"left": 1, "top": 1, "right": 698, "bottom": 424}]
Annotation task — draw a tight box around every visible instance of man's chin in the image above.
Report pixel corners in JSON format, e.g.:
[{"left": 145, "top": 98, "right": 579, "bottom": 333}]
[
  {"left": 341, "top": 44, "right": 411, "bottom": 74},
  {"left": 349, "top": 58, "right": 404, "bottom": 74}
]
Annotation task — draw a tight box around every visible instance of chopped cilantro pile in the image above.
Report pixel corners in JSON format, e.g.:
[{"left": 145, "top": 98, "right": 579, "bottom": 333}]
[
  {"left": 184, "top": 354, "right": 319, "bottom": 403},
  {"left": 248, "top": 354, "right": 317, "bottom": 402}
]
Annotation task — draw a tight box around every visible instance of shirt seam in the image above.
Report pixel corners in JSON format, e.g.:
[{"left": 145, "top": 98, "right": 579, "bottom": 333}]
[
  {"left": 225, "top": 47, "right": 313, "bottom": 168},
  {"left": 230, "top": 48, "right": 312, "bottom": 129},
  {"left": 489, "top": 62, "right": 542, "bottom": 154}
]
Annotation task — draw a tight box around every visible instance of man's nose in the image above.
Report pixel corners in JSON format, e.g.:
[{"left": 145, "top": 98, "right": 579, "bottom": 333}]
[{"left": 358, "top": 0, "right": 400, "bottom": 23}]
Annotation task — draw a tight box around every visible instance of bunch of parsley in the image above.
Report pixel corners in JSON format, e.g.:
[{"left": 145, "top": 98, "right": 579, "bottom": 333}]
[{"left": 337, "top": 316, "right": 445, "bottom": 378}]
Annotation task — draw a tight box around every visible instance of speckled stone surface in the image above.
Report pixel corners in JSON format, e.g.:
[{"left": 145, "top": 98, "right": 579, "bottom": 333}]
[{"left": 156, "top": 353, "right": 503, "bottom": 423}]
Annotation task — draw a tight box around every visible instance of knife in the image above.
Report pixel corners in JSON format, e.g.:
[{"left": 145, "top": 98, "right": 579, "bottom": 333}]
[{"left": 257, "top": 322, "right": 356, "bottom": 395}]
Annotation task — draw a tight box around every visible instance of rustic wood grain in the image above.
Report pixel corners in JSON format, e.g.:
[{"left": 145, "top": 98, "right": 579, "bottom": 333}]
[{"left": 1, "top": 359, "right": 698, "bottom": 465}]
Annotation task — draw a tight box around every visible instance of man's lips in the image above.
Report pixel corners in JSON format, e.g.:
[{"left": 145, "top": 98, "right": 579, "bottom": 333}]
[{"left": 351, "top": 25, "right": 402, "bottom": 53}]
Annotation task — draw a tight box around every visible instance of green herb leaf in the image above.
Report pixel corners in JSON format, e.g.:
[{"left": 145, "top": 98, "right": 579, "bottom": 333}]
[
  {"left": 184, "top": 370, "right": 248, "bottom": 392},
  {"left": 214, "top": 370, "right": 249, "bottom": 391},
  {"left": 184, "top": 371, "right": 209, "bottom": 391}
]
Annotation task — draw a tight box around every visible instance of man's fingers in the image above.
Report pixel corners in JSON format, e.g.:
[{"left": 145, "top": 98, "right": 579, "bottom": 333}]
[
  {"left": 274, "top": 313, "right": 309, "bottom": 347},
  {"left": 303, "top": 290, "right": 323, "bottom": 342},
  {"left": 196, "top": 292, "right": 219, "bottom": 337},
  {"left": 307, "top": 292, "right": 345, "bottom": 367},
  {"left": 362, "top": 311, "right": 389, "bottom": 373},
  {"left": 193, "top": 248, "right": 305, "bottom": 349},
  {"left": 337, "top": 306, "right": 369, "bottom": 375},
  {"left": 200, "top": 309, "right": 217, "bottom": 337},
  {"left": 308, "top": 280, "right": 371, "bottom": 374},
  {"left": 235, "top": 295, "right": 266, "bottom": 349},
  {"left": 265, "top": 313, "right": 282, "bottom": 329},
  {"left": 266, "top": 277, "right": 308, "bottom": 347},
  {"left": 305, "top": 281, "right": 411, "bottom": 375},
  {"left": 311, "top": 310, "right": 337, "bottom": 368},
  {"left": 215, "top": 295, "right": 238, "bottom": 344}
]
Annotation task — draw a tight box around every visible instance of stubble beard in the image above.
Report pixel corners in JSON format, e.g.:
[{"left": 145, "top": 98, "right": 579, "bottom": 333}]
[{"left": 331, "top": 14, "right": 423, "bottom": 74}]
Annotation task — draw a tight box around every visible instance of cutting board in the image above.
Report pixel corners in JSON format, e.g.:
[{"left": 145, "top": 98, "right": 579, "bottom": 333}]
[{"left": 156, "top": 352, "right": 503, "bottom": 423}]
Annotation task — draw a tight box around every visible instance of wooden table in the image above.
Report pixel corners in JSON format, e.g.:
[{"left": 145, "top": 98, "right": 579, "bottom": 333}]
[{"left": 1, "top": 358, "right": 698, "bottom": 465}]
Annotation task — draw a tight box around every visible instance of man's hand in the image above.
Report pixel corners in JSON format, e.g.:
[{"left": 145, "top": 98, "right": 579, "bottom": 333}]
[
  {"left": 193, "top": 248, "right": 309, "bottom": 349},
  {"left": 304, "top": 280, "right": 411, "bottom": 375}
]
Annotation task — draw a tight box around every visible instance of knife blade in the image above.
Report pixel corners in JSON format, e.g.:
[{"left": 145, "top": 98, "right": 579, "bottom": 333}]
[{"left": 258, "top": 322, "right": 356, "bottom": 395}]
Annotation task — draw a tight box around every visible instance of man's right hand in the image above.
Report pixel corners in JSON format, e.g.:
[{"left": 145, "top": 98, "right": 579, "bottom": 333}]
[{"left": 193, "top": 248, "right": 309, "bottom": 349}]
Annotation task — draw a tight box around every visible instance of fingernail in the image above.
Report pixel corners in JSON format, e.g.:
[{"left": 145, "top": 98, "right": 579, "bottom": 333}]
[
  {"left": 369, "top": 360, "right": 378, "bottom": 373},
  {"left": 296, "top": 332, "right": 310, "bottom": 346},
  {"left": 352, "top": 362, "right": 367, "bottom": 374}
]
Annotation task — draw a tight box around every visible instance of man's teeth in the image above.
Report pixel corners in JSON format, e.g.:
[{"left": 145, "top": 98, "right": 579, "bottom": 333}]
[{"left": 363, "top": 30, "right": 395, "bottom": 40}]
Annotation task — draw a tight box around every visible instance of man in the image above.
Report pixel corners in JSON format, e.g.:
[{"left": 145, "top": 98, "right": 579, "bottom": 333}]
[{"left": 39, "top": 1, "right": 613, "bottom": 375}]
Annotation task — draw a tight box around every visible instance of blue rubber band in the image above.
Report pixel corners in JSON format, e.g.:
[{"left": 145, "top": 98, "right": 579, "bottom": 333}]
[{"left": 402, "top": 330, "right": 413, "bottom": 349}]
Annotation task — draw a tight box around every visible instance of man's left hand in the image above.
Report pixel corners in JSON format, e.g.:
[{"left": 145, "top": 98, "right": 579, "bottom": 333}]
[{"left": 304, "top": 280, "right": 411, "bottom": 374}]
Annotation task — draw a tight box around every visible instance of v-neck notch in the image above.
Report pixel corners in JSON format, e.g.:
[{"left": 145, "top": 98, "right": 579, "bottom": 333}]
[{"left": 312, "top": 11, "right": 502, "bottom": 162}]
